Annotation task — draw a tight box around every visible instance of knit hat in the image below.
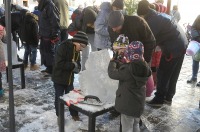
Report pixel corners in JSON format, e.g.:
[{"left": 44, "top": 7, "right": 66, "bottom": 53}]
[
  {"left": 72, "top": 31, "right": 88, "bottom": 45},
  {"left": 83, "top": 7, "right": 97, "bottom": 24},
  {"left": 124, "top": 41, "right": 144, "bottom": 62},
  {"left": 137, "top": 0, "right": 150, "bottom": 16},
  {"left": 113, "top": 34, "right": 129, "bottom": 50},
  {"left": 108, "top": 11, "right": 124, "bottom": 28},
  {"left": 112, "top": 0, "right": 124, "bottom": 10}
]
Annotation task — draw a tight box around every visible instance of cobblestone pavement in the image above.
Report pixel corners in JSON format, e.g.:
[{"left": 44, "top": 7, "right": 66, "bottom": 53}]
[{"left": 142, "top": 55, "right": 200, "bottom": 132}]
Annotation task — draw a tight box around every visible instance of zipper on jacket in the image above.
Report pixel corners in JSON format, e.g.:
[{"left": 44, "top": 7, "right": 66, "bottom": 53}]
[{"left": 68, "top": 47, "right": 80, "bottom": 85}]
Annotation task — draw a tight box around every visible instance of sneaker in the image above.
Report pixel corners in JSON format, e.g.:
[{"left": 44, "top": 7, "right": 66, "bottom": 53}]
[
  {"left": 196, "top": 81, "right": 200, "bottom": 87},
  {"left": 187, "top": 78, "right": 197, "bottom": 83},
  {"left": 146, "top": 97, "right": 164, "bottom": 107},
  {"left": 164, "top": 99, "right": 172, "bottom": 105},
  {"left": 72, "top": 116, "right": 80, "bottom": 121},
  {"left": 43, "top": 74, "right": 51, "bottom": 78},
  {"left": 30, "top": 64, "right": 40, "bottom": 71},
  {"left": 0, "top": 89, "right": 4, "bottom": 97}
]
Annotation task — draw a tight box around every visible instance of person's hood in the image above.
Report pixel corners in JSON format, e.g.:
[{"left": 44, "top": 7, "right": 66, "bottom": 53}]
[
  {"left": 129, "top": 61, "right": 151, "bottom": 82},
  {"left": 100, "top": 2, "right": 111, "bottom": 12},
  {"left": 38, "top": 0, "right": 51, "bottom": 11}
]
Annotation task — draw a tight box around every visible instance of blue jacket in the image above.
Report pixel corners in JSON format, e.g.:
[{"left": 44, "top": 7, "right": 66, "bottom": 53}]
[
  {"left": 144, "top": 9, "right": 188, "bottom": 58},
  {"left": 94, "top": 2, "right": 112, "bottom": 49}
]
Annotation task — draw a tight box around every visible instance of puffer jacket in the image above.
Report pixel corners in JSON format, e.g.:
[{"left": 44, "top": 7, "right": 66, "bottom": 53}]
[
  {"left": 38, "top": 0, "right": 60, "bottom": 38},
  {"left": 52, "top": 40, "right": 81, "bottom": 85},
  {"left": 108, "top": 60, "right": 151, "bottom": 117},
  {"left": 94, "top": 2, "right": 112, "bottom": 49}
]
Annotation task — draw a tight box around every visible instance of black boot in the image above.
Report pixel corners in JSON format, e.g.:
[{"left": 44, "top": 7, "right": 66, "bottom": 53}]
[{"left": 187, "top": 78, "right": 197, "bottom": 83}]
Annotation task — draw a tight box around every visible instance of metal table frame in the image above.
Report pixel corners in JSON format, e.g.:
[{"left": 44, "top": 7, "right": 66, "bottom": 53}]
[
  {"left": 58, "top": 98, "right": 114, "bottom": 132},
  {"left": 6, "top": 63, "right": 25, "bottom": 89}
]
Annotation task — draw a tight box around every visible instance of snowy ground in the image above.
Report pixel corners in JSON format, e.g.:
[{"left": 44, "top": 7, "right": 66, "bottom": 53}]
[{"left": 0, "top": 49, "right": 148, "bottom": 132}]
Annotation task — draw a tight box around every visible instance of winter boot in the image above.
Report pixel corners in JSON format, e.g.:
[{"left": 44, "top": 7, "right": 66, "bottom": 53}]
[
  {"left": 72, "top": 115, "right": 80, "bottom": 121},
  {"left": 30, "top": 64, "right": 40, "bottom": 71},
  {"left": 0, "top": 89, "right": 4, "bottom": 97}
]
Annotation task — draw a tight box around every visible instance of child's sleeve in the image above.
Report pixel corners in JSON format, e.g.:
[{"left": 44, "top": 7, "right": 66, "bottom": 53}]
[
  {"left": 108, "top": 61, "right": 130, "bottom": 81},
  {"left": 54, "top": 46, "right": 75, "bottom": 71}
]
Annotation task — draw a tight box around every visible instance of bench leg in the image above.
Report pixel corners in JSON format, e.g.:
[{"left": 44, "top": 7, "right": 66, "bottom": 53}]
[
  {"left": 59, "top": 99, "right": 65, "bottom": 132},
  {"left": 88, "top": 115, "right": 96, "bottom": 132},
  {"left": 20, "top": 66, "right": 25, "bottom": 89}
]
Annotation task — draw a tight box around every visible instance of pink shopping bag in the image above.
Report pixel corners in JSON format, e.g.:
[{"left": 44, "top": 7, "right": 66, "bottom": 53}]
[{"left": 146, "top": 75, "right": 155, "bottom": 97}]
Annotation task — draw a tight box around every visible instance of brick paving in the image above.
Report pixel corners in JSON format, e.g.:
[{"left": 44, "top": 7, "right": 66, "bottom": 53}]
[{"left": 142, "top": 55, "right": 200, "bottom": 132}]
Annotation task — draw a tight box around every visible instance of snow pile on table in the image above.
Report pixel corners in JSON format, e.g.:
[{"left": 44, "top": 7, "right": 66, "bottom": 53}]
[{"left": 79, "top": 49, "right": 118, "bottom": 103}]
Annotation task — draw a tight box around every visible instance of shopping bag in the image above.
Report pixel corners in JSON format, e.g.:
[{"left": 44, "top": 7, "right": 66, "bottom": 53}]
[{"left": 146, "top": 75, "right": 155, "bottom": 97}]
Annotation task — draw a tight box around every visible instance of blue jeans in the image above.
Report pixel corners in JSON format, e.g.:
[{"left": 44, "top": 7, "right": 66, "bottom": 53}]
[
  {"left": 192, "top": 59, "right": 199, "bottom": 79},
  {"left": 23, "top": 45, "right": 37, "bottom": 65},
  {"left": 54, "top": 82, "right": 78, "bottom": 117}
]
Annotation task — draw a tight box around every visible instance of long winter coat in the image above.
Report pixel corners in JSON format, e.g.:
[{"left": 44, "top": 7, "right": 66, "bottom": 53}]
[
  {"left": 38, "top": 0, "right": 60, "bottom": 38},
  {"left": 144, "top": 9, "right": 188, "bottom": 58},
  {"left": 94, "top": 2, "right": 112, "bottom": 49},
  {"left": 52, "top": 40, "right": 81, "bottom": 85},
  {"left": 108, "top": 15, "right": 156, "bottom": 63},
  {"left": 108, "top": 60, "right": 151, "bottom": 117}
]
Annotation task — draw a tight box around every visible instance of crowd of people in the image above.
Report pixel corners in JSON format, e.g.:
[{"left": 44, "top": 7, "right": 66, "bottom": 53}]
[{"left": 0, "top": 0, "right": 199, "bottom": 131}]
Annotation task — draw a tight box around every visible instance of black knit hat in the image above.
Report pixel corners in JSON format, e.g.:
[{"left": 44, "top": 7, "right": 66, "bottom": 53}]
[
  {"left": 72, "top": 31, "right": 88, "bottom": 45},
  {"left": 108, "top": 11, "right": 124, "bottom": 28},
  {"left": 112, "top": 0, "right": 124, "bottom": 10},
  {"left": 137, "top": 0, "right": 150, "bottom": 16}
]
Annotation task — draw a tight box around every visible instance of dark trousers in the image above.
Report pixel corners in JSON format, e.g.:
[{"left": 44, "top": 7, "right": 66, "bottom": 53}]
[
  {"left": 192, "top": 59, "right": 199, "bottom": 79},
  {"left": 155, "top": 54, "right": 185, "bottom": 101},
  {"left": 54, "top": 82, "right": 78, "bottom": 117},
  {"left": 0, "top": 72, "right": 2, "bottom": 90},
  {"left": 40, "top": 38, "right": 55, "bottom": 74}
]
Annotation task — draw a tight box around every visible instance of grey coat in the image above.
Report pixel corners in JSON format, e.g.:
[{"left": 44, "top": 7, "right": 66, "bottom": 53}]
[
  {"left": 108, "top": 61, "right": 151, "bottom": 117},
  {"left": 94, "top": 2, "right": 112, "bottom": 49}
]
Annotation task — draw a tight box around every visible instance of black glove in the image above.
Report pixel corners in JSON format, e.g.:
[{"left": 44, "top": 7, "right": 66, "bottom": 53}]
[{"left": 72, "top": 62, "right": 80, "bottom": 74}]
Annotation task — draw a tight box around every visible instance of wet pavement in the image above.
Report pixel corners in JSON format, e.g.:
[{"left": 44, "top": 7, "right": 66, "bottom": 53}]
[
  {"left": 142, "top": 55, "right": 200, "bottom": 132},
  {"left": 1, "top": 53, "right": 200, "bottom": 132}
]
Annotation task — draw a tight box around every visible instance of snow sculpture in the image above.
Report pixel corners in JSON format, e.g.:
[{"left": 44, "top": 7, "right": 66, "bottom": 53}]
[{"left": 79, "top": 49, "right": 118, "bottom": 103}]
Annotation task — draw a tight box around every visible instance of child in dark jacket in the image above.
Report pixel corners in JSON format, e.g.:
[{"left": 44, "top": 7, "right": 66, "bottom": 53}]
[
  {"left": 52, "top": 31, "right": 88, "bottom": 122},
  {"left": 108, "top": 41, "right": 151, "bottom": 132}
]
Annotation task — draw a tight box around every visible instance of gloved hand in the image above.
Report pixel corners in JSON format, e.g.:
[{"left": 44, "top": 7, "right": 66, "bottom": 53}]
[
  {"left": 72, "top": 62, "right": 80, "bottom": 74},
  {"left": 50, "top": 36, "right": 59, "bottom": 44}
]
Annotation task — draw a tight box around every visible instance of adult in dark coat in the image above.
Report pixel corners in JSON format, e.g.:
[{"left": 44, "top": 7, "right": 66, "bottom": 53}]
[
  {"left": 20, "top": 12, "right": 39, "bottom": 70},
  {"left": 37, "top": 0, "right": 60, "bottom": 76},
  {"left": 108, "top": 11, "right": 156, "bottom": 63},
  {"left": 137, "top": 0, "right": 188, "bottom": 106}
]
